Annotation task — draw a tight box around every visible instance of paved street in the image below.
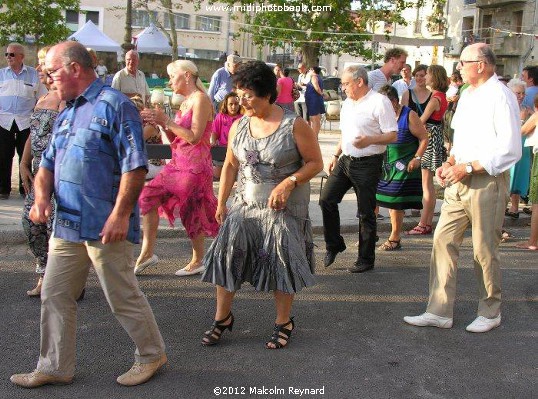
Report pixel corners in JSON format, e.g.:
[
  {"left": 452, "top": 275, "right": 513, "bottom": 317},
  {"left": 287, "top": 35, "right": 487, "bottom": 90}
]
[{"left": 0, "top": 228, "right": 536, "bottom": 398}]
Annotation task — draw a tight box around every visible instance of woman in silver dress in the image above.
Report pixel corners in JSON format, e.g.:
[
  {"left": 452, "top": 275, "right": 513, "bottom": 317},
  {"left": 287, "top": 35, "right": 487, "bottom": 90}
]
[{"left": 201, "top": 61, "right": 323, "bottom": 349}]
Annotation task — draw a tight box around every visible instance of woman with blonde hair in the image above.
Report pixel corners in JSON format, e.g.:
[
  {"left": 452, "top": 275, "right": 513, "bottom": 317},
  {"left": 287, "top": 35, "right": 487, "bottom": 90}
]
[
  {"left": 135, "top": 60, "right": 219, "bottom": 276},
  {"left": 407, "top": 64, "right": 449, "bottom": 235},
  {"left": 20, "top": 46, "right": 66, "bottom": 297}
]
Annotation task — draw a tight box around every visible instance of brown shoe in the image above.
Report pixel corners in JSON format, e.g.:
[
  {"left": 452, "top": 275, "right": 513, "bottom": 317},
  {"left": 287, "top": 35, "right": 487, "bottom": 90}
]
[
  {"left": 116, "top": 354, "right": 167, "bottom": 386},
  {"left": 10, "top": 370, "right": 73, "bottom": 388}
]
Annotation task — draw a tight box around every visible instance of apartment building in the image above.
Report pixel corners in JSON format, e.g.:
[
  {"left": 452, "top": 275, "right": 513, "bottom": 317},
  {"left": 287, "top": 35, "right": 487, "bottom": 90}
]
[{"left": 446, "top": 0, "right": 538, "bottom": 76}]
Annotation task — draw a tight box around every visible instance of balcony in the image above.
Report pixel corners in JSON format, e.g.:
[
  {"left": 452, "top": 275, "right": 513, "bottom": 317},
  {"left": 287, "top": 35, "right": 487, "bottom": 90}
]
[
  {"left": 491, "top": 34, "right": 530, "bottom": 56},
  {"left": 476, "top": 0, "right": 526, "bottom": 8}
]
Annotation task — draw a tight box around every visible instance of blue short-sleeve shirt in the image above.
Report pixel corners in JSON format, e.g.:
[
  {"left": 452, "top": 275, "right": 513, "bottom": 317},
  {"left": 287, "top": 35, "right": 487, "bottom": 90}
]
[{"left": 41, "top": 80, "right": 147, "bottom": 243}]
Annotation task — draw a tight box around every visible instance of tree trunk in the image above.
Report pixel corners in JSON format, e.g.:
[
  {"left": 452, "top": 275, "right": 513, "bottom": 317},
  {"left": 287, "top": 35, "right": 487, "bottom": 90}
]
[
  {"left": 302, "top": 42, "right": 321, "bottom": 68},
  {"left": 121, "top": 0, "right": 135, "bottom": 58}
]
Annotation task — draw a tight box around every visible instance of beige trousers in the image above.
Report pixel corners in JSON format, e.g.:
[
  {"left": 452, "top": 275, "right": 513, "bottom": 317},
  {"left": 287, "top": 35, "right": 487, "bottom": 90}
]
[
  {"left": 36, "top": 237, "right": 166, "bottom": 377},
  {"left": 426, "top": 172, "right": 509, "bottom": 319}
]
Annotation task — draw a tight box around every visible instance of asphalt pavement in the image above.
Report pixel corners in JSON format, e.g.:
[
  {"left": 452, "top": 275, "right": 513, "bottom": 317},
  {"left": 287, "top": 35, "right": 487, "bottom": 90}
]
[{"left": 0, "top": 128, "right": 536, "bottom": 398}]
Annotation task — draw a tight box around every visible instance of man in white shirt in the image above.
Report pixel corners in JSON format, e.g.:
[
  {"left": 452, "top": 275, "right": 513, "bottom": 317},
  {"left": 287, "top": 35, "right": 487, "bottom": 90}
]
[
  {"left": 368, "top": 47, "right": 408, "bottom": 92},
  {"left": 0, "top": 43, "right": 47, "bottom": 199},
  {"left": 294, "top": 62, "right": 309, "bottom": 119},
  {"left": 111, "top": 50, "right": 150, "bottom": 104},
  {"left": 95, "top": 59, "right": 108, "bottom": 82},
  {"left": 404, "top": 43, "right": 521, "bottom": 333},
  {"left": 320, "top": 65, "right": 397, "bottom": 272},
  {"left": 392, "top": 63, "right": 415, "bottom": 99}
]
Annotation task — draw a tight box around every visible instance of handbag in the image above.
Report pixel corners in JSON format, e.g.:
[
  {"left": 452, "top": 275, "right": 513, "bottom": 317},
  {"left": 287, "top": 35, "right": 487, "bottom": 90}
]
[{"left": 292, "top": 85, "right": 301, "bottom": 101}]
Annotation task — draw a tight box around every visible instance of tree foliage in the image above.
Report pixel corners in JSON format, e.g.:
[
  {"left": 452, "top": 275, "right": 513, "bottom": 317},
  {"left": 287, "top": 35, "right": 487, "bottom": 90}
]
[
  {"left": 0, "top": 0, "right": 80, "bottom": 46},
  {"left": 214, "top": 0, "right": 414, "bottom": 67}
]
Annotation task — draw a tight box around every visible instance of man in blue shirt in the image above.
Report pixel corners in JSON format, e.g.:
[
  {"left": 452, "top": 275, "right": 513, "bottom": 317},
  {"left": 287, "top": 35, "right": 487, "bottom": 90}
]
[
  {"left": 0, "top": 43, "right": 47, "bottom": 199},
  {"left": 522, "top": 65, "right": 538, "bottom": 114},
  {"left": 208, "top": 54, "right": 240, "bottom": 110},
  {"left": 10, "top": 41, "right": 166, "bottom": 388}
]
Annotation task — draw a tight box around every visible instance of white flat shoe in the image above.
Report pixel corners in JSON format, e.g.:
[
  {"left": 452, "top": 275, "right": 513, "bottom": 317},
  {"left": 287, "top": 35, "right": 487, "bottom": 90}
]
[
  {"left": 174, "top": 265, "right": 205, "bottom": 276},
  {"left": 403, "top": 312, "right": 453, "bottom": 328},
  {"left": 466, "top": 315, "right": 501, "bottom": 333},
  {"left": 134, "top": 255, "right": 159, "bottom": 275}
]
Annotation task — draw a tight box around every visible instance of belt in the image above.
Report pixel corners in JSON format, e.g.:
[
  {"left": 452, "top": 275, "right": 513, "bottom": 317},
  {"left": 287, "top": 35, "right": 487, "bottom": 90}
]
[{"left": 342, "top": 153, "right": 384, "bottom": 161}]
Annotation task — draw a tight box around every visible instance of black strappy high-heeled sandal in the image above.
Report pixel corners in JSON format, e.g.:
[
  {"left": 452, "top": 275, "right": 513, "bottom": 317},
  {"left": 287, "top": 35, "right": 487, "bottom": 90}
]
[
  {"left": 201, "top": 312, "right": 234, "bottom": 346},
  {"left": 265, "top": 317, "right": 294, "bottom": 349}
]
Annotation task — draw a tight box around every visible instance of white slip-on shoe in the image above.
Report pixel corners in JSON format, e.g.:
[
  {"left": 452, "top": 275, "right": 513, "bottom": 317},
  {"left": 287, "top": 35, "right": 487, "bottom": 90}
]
[
  {"left": 403, "top": 312, "right": 453, "bottom": 328},
  {"left": 174, "top": 265, "right": 205, "bottom": 277},
  {"left": 466, "top": 315, "right": 501, "bottom": 333},
  {"left": 134, "top": 255, "right": 159, "bottom": 275}
]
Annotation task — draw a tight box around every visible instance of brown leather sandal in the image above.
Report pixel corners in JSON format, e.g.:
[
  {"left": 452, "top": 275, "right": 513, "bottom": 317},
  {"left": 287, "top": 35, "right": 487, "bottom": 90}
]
[{"left": 378, "top": 240, "right": 401, "bottom": 251}]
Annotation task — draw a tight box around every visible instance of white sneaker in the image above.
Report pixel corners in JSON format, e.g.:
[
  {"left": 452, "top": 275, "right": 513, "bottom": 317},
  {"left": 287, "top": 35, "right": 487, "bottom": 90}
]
[
  {"left": 134, "top": 255, "right": 159, "bottom": 275},
  {"left": 466, "top": 315, "right": 501, "bottom": 333},
  {"left": 403, "top": 312, "right": 453, "bottom": 328},
  {"left": 174, "top": 265, "right": 205, "bottom": 276}
]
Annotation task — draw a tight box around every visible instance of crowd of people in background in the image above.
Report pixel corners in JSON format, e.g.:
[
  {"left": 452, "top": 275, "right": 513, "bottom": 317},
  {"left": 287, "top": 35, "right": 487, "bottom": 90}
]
[{"left": 1, "top": 40, "right": 537, "bottom": 390}]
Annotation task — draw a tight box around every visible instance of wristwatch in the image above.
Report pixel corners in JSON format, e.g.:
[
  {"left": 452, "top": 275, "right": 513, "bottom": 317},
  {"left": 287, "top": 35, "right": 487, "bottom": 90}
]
[
  {"left": 289, "top": 175, "right": 298, "bottom": 186},
  {"left": 465, "top": 162, "right": 473, "bottom": 175}
]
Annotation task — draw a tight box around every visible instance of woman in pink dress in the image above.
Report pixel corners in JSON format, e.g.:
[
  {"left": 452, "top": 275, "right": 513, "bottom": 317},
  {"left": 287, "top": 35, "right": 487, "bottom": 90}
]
[
  {"left": 135, "top": 60, "right": 219, "bottom": 276},
  {"left": 275, "top": 67, "right": 295, "bottom": 112}
]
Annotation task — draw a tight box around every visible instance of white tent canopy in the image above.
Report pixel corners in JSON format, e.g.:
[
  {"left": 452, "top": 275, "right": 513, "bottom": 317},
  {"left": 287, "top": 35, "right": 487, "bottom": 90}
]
[
  {"left": 68, "top": 21, "right": 121, "bottom": 53},
  {"left": 134, "top": 24, "right": 186, "bottom": 56}
]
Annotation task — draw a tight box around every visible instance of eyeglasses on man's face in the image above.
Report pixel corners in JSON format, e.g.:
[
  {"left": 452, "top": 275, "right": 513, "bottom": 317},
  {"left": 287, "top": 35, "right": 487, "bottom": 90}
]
[
  {"left": 457, "top": 60, "right": 482, "bottom": 67},
  {"left": 45, "top": 65, "right": 64, "bottom": 80},
  {"left": 5, "top": 52, "right": 17, "bottom": 57}
]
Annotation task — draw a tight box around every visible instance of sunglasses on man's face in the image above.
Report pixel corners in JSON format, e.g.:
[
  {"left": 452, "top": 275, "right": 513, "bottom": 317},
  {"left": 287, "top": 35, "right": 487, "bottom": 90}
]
[{"left": 5, "top": 52, "right": 17, "bottom": 57}]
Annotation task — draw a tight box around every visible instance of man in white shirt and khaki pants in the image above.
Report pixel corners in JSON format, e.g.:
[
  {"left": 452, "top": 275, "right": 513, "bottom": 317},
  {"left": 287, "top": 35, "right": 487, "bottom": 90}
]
[{"left": 404, "top": 43, "right": 522, "bottom": 333}]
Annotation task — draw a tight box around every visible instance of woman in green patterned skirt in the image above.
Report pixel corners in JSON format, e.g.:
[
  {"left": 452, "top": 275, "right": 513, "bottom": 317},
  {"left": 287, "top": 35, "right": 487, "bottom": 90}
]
[{"left": 376, "top": 85, "right": 428, "bottom": 250}]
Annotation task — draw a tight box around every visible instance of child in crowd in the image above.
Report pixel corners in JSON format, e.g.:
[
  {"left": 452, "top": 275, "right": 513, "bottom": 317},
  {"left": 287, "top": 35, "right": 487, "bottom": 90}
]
[{"left": 211, "top": 92, "right": 242, "bottom": 178}]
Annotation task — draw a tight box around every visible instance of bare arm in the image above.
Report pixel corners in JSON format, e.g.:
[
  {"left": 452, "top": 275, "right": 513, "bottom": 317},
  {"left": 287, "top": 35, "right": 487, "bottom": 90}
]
[
  {"left": 521, "top": 111, "right": 538, "bottom": 135},
  {"left": 29, "top": 167, "right": 54, "bottom": 224},
  {"left": 328, "top": 138, "right": 343, "bottom": 174},
  {"left": 141, "top": 92, "right": 212, "bottom": 144},
  {"left": 20, "top": 137, "right": 33, "bottom": 195},
  {"left": 100, "top": 167, "right": 147, "bottom": 244},
  {"left": 311, "top": 75, "right": 323, "bottom": 95},
  {"left": 400, "top": 90, "right": 410, "bottom": 107},
  {"left": 419, "top": 95, "right": 440, "bottom": 124},
  {"left": 353, "top": 131, "right": 397, "bottom": 148},
  {"left": 407, "top": 110, "right": 429, "bottom": 172}
]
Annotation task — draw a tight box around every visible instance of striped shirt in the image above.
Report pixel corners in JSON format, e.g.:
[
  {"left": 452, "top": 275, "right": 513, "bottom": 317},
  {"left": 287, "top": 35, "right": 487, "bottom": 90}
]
[
  {"left": 367, "top": 68, "right": 389, "bottom": 92},
  {"left": 0, "top": 64, "right": 47, "bottom": 130}
]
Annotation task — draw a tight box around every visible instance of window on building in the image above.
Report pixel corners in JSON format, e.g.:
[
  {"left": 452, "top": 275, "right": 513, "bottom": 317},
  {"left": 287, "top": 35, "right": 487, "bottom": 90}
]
[
  {"left": 194, "top": 49, "right": 220, "bottom": 59},
  {"left": 85, "top": 11, "right": 99, "bottom": 25},
  {"left": 66, "top": 9, "right": 79, "bottom": 32},
  {"left": 164, "top": 13, "right": 190, "bottom": 30},
  {"left": 463, "top": 0, "right": 476, "bottom": 5},
  {"left": 133, "top": 10, "right": 158, "bottom": 28},
  {"left": 514, "top": 10, "right": 523, "bottom": 33},
  {"left": 195, "top": 15, "right": 221, "bottom": 32}
]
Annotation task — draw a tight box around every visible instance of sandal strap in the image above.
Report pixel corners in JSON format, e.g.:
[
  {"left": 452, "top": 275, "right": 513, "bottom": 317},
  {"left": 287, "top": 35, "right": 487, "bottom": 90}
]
[
  {"left": 267, "top": 318, "right": 294, "bottom": 349},
  {"left": 202, "top": 312, "right": 234, "bottom": 345}
]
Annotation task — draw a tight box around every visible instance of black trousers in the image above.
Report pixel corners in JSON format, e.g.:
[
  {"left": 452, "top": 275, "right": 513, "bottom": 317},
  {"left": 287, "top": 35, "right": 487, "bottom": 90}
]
[
  {"left": 0, "top": 122, "right": 30, "bottom": 196},
  {"left": 319, "top": 154, "right": 383, "bottom": 265}
]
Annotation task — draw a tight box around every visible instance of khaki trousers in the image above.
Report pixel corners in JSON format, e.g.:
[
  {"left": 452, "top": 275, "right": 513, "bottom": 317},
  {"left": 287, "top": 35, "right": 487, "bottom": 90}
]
[
  {"left": 37, "top": 237, "right": 166, "bottom": 377},
  {"left": 426, "top": 172, "right": 509, "bottom": 319}
]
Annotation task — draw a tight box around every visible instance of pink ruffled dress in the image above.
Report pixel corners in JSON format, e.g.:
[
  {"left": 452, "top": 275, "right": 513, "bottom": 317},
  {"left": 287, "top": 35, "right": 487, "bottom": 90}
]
[{"left": 138, "top": 109, "right": 219, "bottom": 239}]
